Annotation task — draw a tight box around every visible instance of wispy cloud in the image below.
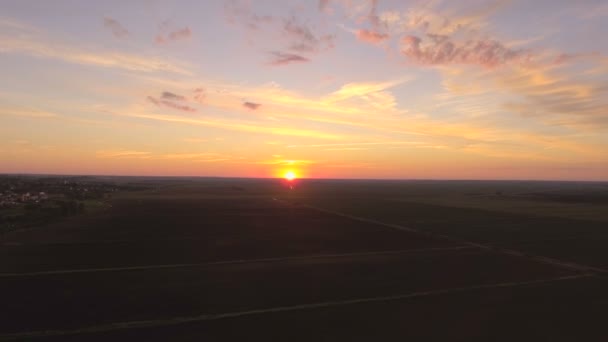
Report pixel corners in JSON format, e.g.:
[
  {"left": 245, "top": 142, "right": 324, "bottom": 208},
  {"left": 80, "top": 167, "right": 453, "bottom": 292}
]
[
  {"left": 127, "top": 112, "right": 346, "bottom": 140},
  {"left": 158, "top": 152, "right": 220, "bottom": 160},
  {"left": 226, "top": 1, "right": 335, "bottom": 63},
  {"left": 156, "top": 27, "right": 192, "bottom": 44},
  {"left": 288, "top": 141, "right": 425, "bottom": 148},
  {"left": 161, "top": 91, "right": 186, "bottom": 101},
  {"left": 243, "top": 101, "right": 261, "bottom": 110},
  {"left": 553, "top": 52, "right": 601, "bottom": 66},
  {"left": 268, "top": 51, "right": 310, "bottom": 65},
  {"left": 400, "top": 34, "right": 530, "bottom": 68},
  {"left": 0, "top": 108, "right": 59, "bottom": 118},
  {"left": 193, "top": 88, "right": 206, "bottom": 103},
  {"left": 318, "top": 0, "right": 331, "bottom": 12},
  {"left": 96, "top": 150, "right": 152, "bottom": 158},
  {"left": 147, "top": 96, "right": 197, "bottom": 112},
  {"left": 0, "top": 25, "right": 190, "bottom": 74},
  {"left": 324, "top": 147, "right": 369, "bottom": 151},
  {"left": 255, "top": 159, "right": 315, "bottom": 166},
  {"left": 325, "top": 79, "right": 405, "bottom": 102},
  {"left": 103, "top": 17, "right": 128, "bottom": 38},
  {"left": 95, "top": 150, "right": 234, "bottom": 163},
  {"left": 282, "top": 16, "right": 334, "bottom": 53}
]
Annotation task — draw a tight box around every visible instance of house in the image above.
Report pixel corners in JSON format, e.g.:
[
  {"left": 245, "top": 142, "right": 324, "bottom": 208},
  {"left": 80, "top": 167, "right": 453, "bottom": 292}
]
[{"left": 20, "top": 192, "right": 31, "bottom": 202}]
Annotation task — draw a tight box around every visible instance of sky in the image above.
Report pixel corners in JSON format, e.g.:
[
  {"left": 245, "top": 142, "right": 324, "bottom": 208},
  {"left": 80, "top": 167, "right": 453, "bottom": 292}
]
[{"left": 1, "top": 0, "right": 607, "bottom": 180}]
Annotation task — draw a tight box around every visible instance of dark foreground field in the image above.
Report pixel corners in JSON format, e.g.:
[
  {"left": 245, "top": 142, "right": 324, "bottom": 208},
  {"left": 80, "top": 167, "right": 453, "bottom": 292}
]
[{"left": 1, "top": 178, "right": 607, "bottom": 341}]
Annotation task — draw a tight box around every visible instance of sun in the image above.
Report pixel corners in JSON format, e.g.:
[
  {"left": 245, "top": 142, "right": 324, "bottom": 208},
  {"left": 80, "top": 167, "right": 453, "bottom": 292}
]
[{"left": 284, "top": 170, "right": 297, "bottom": 181}]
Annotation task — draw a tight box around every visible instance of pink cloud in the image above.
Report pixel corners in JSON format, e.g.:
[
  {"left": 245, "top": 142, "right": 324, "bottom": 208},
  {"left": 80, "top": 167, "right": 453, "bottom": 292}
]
[
  {"left": 103, "top": 17, "right": 128, "bottom": 38},
  {"left": 268, "top": 51, "right": 310, "bottom": 66},
  {"left": 400, "top": 34, "right": 530, "bottom": 68},
  {"left": 243, "top": 101, "right": 261, "bottom": 110},
  {"left": 356, "top": 29, "right": 389, "bottom": 44}
]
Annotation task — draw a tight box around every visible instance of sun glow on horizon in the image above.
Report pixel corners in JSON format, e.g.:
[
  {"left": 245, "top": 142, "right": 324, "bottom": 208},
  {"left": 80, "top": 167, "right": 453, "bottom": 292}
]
[{"left": 284, "top": 170, "right": 297, "bottom": 181}]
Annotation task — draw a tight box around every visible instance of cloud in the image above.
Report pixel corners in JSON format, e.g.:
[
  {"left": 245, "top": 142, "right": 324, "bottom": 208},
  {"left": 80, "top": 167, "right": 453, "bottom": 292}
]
[
  {"left": 268, "top": 51, "right": 310, "bottom": 66},
  {"left": 95, "top": 150, "right": 233, "bottom": 162},
  {"left": 243, "top": 101, "right": 261, "bottom": 110},
  {"left": 255, "top": 159, "right": 315, "bottom": 166},
  {"left": 103, "top": 17, "right": 128, "bottom": 38},
  {"left": 129, "top": 112, "right": 346, "bottom": 140},
  {"left": 0, "top": 108, "right": 59, "bottom": 118},
  {"left": 226, "top": 1, "right": 334, "bottom": 62},
  {"left": 326, "top": 79, "right": 405, "bottom": 102},
  {"left": 161, "top": 91, "right": 186, "bottom": 101},
  {"left": 147, "top": 96, "right": 197, "bottom": 112},
  {"left": 96, "top": 150, "right": 151, "bottom": 158},
  {"left": 0, "top": 30, "right": 190, "bottom": 74},
  {"left": 553, "top": 52, "right": 601, "bottom": 65},
  {"left": 225, "top": 1, "right": 275, "bottom": 30},
  {"left": 156, "top": 27, "right": 192, "bottom": 44},
  {"left": 319, "top": 0, "right": 331, "bottom": 12},
  {"left": 400, "top": 34, "right": 530, "bottom": 68},
  {"left": 283, "top": 16, "right": 335, "bottom": 53},
  {"left": 356, "top": 29, "right": 389, "bottom": 44},
  {"left": 287, "top": 141, "right": 426, "bottom": 148},
  {"left": 169, "top": 27, "right": 191, "bottom": 40},
  {"left": 161, "top": 101, "right": 196, "bottom": 113},
  {"left": 183, "top": 137, "right": 211, "bottom": 143},
  {"left": 193, "top": 88, "right": 206, "bottom": 103},
  {"left": 367, "top": 0, "right": 381, "bottom": 28},
  {"left": 398, "top": 1, "right": 506, "bottom": 36},
  {"left": 495, "top": 66, "right": 608, "bottom": 128},
  {"left": 158, "top": 152, "right": 221, "bottom": 160}
]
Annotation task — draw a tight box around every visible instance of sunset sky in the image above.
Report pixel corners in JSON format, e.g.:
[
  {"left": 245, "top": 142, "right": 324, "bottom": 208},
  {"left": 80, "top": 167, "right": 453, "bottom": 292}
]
[{"left": 1, "top": 0, "right": 607, "bottom": 180}]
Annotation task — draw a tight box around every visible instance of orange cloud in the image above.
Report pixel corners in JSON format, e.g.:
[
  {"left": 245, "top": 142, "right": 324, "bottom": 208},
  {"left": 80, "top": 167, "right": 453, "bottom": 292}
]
[{"left": 356, "top": 29, "right": 389, "bottom": 44}]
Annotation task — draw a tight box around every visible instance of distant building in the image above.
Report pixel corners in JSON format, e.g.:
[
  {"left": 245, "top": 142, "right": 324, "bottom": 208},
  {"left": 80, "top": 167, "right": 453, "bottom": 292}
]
[{"left": 20, "top": 192, "right": 31, "bottom": 202}]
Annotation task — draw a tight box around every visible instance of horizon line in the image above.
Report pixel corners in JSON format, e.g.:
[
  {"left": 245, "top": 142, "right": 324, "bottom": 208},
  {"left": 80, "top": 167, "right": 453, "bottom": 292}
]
[{"left": 1, "top": 172, "right": 607, "bottom": 183}]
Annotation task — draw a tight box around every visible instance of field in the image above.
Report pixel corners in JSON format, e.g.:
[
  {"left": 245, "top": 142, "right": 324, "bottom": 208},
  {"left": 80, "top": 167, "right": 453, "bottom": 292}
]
[{"left": 0, "top": 178, "right": 607, "bottom": 341}]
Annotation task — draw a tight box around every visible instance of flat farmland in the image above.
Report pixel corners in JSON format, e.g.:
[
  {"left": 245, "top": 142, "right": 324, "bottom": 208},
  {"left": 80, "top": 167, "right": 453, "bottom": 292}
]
[{"left": 1, "top": 179, "right": 606, "bottom": 341}]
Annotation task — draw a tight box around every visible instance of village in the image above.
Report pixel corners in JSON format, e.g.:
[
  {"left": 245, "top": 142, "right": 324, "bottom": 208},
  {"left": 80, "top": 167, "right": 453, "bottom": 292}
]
[
  {"left": 0, "top": 191, "right": 49, "bottom": 208},
  {"left": 0, "top": 175, "right": 127, "bottom": 233}
]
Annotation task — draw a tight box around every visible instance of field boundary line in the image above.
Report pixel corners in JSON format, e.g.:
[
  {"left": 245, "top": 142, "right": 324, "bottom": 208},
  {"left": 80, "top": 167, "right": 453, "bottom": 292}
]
[
  {"left": 0, "top": 274, "right": 591, "bottom": 340},
  {"left": 0, "top": 246, "right": 474, "bottom": 278},
  {"left": 283, "top": 200, "right": 607, "bottom": 274}
]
